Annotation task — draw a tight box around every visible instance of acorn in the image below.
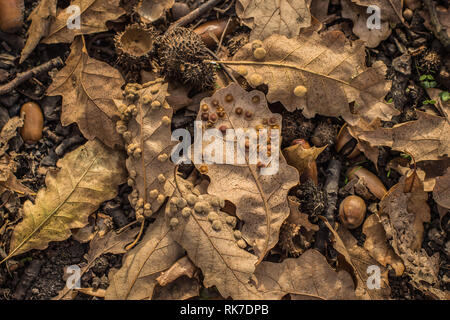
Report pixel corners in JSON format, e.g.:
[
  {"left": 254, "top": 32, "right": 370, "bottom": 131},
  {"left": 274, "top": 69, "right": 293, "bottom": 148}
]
[
  {"left": 19, "top": 102, "right": 44, "bottom": 144},
  {"left": 193, "top": 19, "right": 236, "bottom": 48},
  {"left": 335, "top": 124, "right": 361, "bottom": 158},
  {"left": 339, "top": 195, "right": 366, "bottom": 229},
  {"left": 346, "top": 167, "right": 387, "bottom": 200},
  {"left": 171, "top": 2, "right": 190, "bottom": 20},
  {"left": 0, "top": 0, "right": 23, "bottom": 33}
]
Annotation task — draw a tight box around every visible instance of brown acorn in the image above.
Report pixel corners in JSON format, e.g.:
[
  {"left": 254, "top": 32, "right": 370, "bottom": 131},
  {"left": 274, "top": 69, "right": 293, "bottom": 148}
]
[
  {"left": 339, "top": 195, "right": 366, "bottom": 229},
  {"left": 346, "top": 167, "right": 387, "bottom": 200},
  {"left": 0, "top": 0, "right": 23, "bottom": 33},
  {"left": 19, "top": 102, "right": 44, "bottom": 144},
  {"left": 335, "top": 124, "right": 361, "bottom": 158}
]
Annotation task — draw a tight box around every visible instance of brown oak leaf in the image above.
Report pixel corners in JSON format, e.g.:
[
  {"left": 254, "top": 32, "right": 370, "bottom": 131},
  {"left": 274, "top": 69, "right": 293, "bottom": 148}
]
[
  {"left": 194, "top": 83, "right": 299, "bottom": 263},
  {"left": 358, "top": 111, "right": 450, "bottom": 163},
  {"left": 105, "top": 213, "right": 184, "bottom": 300},
  {"left": 47, "top": 37, "right": 124, "bottom": 148},
  {"left": 5, "top": 140, "right": 126, "bottom": 260},
  {"left": 228, "top": 31, "right": 398, "bottom": 125},
  {"left": 236, "top": 0, "right": 311, "bottom": 40},
  {"left": 254, "top": 249, "right": 357, "bottom": 299},
  {"left": 42, "top": 0, "right": 125, "bottom": 44},
  {"left": 167, "top": 175, "right": 261, "bottom": 299}
]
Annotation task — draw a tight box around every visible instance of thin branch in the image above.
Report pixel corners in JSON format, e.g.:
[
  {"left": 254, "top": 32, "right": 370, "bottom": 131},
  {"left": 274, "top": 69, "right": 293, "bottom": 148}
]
[
  {"left": 0, "top": 57, "right": 64, "bottom": 96},
  {"left": 168, "top": 0, "right": 223, "bottom": 31}
]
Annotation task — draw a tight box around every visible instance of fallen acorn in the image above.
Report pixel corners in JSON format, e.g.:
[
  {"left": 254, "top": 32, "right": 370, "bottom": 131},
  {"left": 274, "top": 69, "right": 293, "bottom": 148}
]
[
  {"left": 0, "top": 0, "right": 23, "bottom": 33},
  {"left": 335, "top": 124, "right": 361, "bottom": 158},
  {"left": 19, "top": 102, "right": 44, "bottom": 144},
  {"left": 346, "top": 166, "right": 387, "bottom": 200},
  {"left": 339, "top": 195, "right": 366, "bottom": 229},
  {"left": 193, "top": 19, "right": 236, "bottom": 48}
]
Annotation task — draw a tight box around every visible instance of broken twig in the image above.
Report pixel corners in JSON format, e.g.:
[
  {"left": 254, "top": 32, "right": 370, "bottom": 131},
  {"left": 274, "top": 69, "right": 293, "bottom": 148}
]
[{"left": 0, "top": 57, "right": 63, "bottom": 96}]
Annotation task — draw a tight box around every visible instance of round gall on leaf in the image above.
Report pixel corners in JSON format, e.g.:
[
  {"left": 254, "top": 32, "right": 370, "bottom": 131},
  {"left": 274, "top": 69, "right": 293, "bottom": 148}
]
[
  {"left": 253, "top": 47, "right": 266, "bottom": 60},
  {"left": 293, "top": 85, "right": 307, "bottom": 97},
  {"left": 248, "top": 73, "right": 264, "bottom": 87}
]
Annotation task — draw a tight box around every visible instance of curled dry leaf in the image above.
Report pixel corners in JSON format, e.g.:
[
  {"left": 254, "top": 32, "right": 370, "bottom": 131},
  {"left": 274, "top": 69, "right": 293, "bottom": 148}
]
[
  {"left": 105, "top": 213, "right": 184, "bottom": 300},
  {"left": 42, "top": 0, "right": 125, "bottom": 44},
  {"left": 341, "top": 0, "right": 391, "bottom": 48},
  {"left": 229, "top": 32, "right": 398, "bottom": 125},
  {"left": 322, "top": 218, "right": 391, "bottom": 300},
  {"left": 286, "top": 196, "right": 319, "bottom": 232},
  {"left": 56, "top": 227, "right": 139, "bottom": 300},
  {"left": 362, "top": 214, "right": 404, "bottom": 276},
  {"left": 255, "top": 249, "right": 356, "bottom": 300},
  {"left": 153, "top": 277, "right": 200, "bottom": 300},
  {"left": 236, "top": 0, "right": 311, "bottom": 40},
  {"left": 433, "top": 169, "right": 450, "bottom": 209},
  {"left": 5, "top": 140, "right": 126, "bottom": 260},
  {"left": 156, "top": 256, "right": 197, "bottom": 286},
  {"left": 194, "top": 83, "right": 299, "bottom": 263},
  {"left": 115, "top": 80, "right": 176, "bottom": 219},
  {"left": 0, "top": 117, "right": 23, "bottom": 157},
  {"left": 167, "top": 176, "right": 261, "bottom": 299},
  {"left": 136, "top": 0, "right": 174, "bottom": 23},
  {"left": 283, "top": 142, "right": 325, "bottom": 183},
  {"left": 47, "top": 37, "right": 124, "bottom": 148},
  {"left": 20, "top": 0, "right": 57, "bottom": 63},
  {"left": 379, "top": 174, "right": 442, "bottom": 294},
  {"left": 358, "top": 111, "right": 450, "bottom": 163}
]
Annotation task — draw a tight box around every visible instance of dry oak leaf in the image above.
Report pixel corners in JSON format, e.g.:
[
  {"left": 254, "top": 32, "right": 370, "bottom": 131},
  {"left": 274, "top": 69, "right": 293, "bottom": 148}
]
[
  {"left": 236, "top": 0, "right": 311, "bottom": 41},
  {"left": 194, "top": 83, "right": 299, "bottom": 263},
  {"left": 47, "top": 37, "right": 124, "bottom": 148},
  {"left": 362, "top": 213, "right": 404, "bottom": 276},
  {"left": 283, "top": 143, "right": 326, "bottom": 179},
  {"left": 228, "top": 31, "right": 398, "bottom": 125},
  {"left": 254, "top": 249, "right": 356, "bottom": 300},
  {"left": 167, "top": 176, "right": 261, "bottom": 299},
  {"left": 358, "top": 111, "right": 450, "bottom": 163},
  {"left": 4, "top": 140, "right": 126, "bottom": 260},
  {"left": 20, "top": 0, "right": 57, "bottom": 63},
  {"left": 341, "top": 0, "right": 391, "bottom": 48},
  {"left": 55, "top": 227, "right": 139, "bottom": 300},
  {"left": 379, "top": 174, "right": 441, "bottom": 291},
  {"left": 42, "top": 0, "right": 125, "bottom": 44},
  {"left": 136, "top": 0, "right": 175, "bottom": 23},
  {"left": 115, "top": 80, "right": 176, "bottom": 218},
  {"left": 322, "top": 218, "right": 391, "bottom": 300},
  {"left": 433, "top": 169, "right": 450, "bottom": 209},
  {"left": 105, "top": 213, "right": 184, "bottom": 300}
]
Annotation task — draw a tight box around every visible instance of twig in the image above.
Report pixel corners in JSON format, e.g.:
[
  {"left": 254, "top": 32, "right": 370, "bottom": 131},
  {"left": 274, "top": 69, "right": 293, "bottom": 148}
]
[
  {"left": 424, "top": 0, "right": 450, "bottom": 51},
  {"left": 168, "top": 0, "right": 223, "bottom": 31},
  {"left": 0, "top": 57, "right": 63, "bottom": 96},
  {"left": 204, "top": 48, "right": 238, "bottom": 84},
  {"left": 323, "top": 159, "right": 341, "bottom": 225}
]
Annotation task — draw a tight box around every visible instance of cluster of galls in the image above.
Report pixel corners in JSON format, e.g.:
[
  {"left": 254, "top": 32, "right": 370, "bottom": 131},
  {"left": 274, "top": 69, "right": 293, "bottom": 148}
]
[
  {"left": 166, "top": 188, "right": 248, "bottom": 249},
  {"left": 115, "top": 82, "right": 171, "bottom": 220},
  {"left": 155, "top": 27, "right": 216, "bottom": 90},
  {"left": 198, "top": 90, "right": 279, "bottom": 171}
]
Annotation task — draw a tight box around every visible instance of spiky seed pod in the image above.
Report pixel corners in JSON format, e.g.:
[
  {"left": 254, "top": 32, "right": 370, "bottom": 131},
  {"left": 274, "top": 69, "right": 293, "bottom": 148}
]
[
  {"left": 115, "top": 23, "right": 157, "bottom": 71},
  {"left": 155, "top": 27, "right": 216, "bottom": 90}
]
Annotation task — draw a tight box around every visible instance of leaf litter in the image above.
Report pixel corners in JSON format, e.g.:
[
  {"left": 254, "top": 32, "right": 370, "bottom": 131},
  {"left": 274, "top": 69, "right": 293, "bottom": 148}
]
[{"left": 0, "top": 0, "right": 448, "bottom": 301}]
